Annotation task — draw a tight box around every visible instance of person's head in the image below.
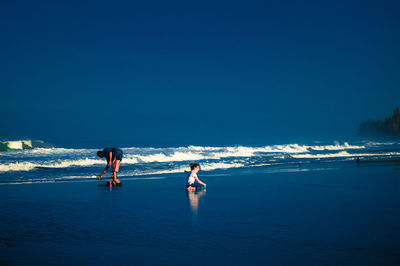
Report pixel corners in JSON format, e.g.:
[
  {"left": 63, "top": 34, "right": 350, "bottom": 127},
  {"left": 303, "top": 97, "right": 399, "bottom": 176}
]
[
  {"left": 190, "top": 162, "right": 200, "bottom": 172},
  {"left": 97, "top": 151, "right": 103, "bottom": 158}
]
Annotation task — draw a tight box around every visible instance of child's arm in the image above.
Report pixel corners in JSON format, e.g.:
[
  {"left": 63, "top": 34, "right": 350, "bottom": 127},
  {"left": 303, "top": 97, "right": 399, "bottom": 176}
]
[{"left": 194, "top": 175, "right": 206, "bottom": 186}]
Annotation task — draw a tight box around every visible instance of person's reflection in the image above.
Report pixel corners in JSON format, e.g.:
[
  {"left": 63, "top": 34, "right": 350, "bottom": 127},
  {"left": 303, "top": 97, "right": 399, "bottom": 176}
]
[{"left": 186, "top": 190, "right": 205, "bottom": 215}]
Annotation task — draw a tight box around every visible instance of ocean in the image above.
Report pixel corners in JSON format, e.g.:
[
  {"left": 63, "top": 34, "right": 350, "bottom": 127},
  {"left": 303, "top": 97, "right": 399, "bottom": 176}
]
[
  {"left": 1, "top": 140, "right": 400, "bottom": 265},
  {"left": 0, "top": 140, "right": 399, "bottom": 185}
]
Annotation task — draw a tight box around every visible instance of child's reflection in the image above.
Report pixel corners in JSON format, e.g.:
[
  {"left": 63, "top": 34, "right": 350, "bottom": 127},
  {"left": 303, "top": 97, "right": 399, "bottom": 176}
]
[{"left": 186, "top": 190, "right": 206, "bottom": 215}]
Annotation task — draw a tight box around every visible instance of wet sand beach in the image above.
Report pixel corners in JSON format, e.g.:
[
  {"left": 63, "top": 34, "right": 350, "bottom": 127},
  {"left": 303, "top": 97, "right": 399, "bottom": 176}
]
[{"left": 1, "top": 163, "right": 400, "bottom": 265}]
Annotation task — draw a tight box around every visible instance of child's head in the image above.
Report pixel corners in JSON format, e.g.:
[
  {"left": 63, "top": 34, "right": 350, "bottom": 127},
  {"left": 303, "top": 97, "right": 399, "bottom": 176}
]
[
  {"left": 97, "top": 151, "right": 103, "bottom": 158},
  {"left": 190, "top": 162, "right": 200, "bottom": 172}
]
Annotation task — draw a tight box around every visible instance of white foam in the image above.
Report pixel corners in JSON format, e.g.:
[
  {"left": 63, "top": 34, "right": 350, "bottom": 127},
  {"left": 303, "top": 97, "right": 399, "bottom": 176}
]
[
  {"left": 122, "top": 161, "right": 246, "bottom": 176},
  {"left": 122, "top": 144, "right": 312, "bottom": 163},
  {"left": 0, "top": 158, "right": 104, "bottom": 172},
  {"left": 27, "top": 147, "right": 94, "bottom": 154},
  {"left": 0, "top": 147, "right": 96, "bottom": 158},
  {"left": 0, "top": 141, "right": 395, "bottom": 172},
  {"left": 364, "top": 141, "right": 400, "bottom": 146},
  {"left": 292, "top": 151, "right": 400, "bottom": 159},
  {"left": 307, "top": 142, "right": 365, "bottom": 151},
  {"left": 126, "top": 151, "right": 205, "bottom": 163}
]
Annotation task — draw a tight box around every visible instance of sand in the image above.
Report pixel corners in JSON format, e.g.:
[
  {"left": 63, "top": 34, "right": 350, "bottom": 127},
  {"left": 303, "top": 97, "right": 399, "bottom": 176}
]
[{"left": 1, "top": 162, "right": 400, "bottom": 265}]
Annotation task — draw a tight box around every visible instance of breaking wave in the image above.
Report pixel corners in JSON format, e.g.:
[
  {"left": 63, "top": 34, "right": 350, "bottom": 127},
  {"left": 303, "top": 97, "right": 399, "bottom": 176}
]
[
  {"left": 0, "top": 141, "right": 397, "bottom": 173},
  {"left": 0, "top": 158, "right": 104, "bottom": 172},
  {"left": 0, "top": 141, "right": 399, "bottom": 185}
]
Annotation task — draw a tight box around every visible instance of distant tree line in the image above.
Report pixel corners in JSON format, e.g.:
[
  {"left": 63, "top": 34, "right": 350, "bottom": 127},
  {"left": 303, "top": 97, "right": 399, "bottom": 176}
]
[{"left": 358, "top": 107, "right": 400, "bottom": 138}]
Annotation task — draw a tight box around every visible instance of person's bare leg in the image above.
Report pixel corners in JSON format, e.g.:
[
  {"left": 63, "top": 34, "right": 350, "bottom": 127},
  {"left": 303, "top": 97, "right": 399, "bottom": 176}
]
[{"left": 112, "top": 160, "right": 121, "bottom": 183}]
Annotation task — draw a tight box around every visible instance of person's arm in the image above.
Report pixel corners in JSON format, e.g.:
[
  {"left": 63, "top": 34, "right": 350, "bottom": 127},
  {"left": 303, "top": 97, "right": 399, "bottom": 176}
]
[
  {"left": 102, "top": 165, "right": 109, "bottom": 175},
  {"left": 194, "top": 175, "right": 206, "bottom": 186},
  {"left": 102, "top": 152, "right": 113, "bottom": 174}
]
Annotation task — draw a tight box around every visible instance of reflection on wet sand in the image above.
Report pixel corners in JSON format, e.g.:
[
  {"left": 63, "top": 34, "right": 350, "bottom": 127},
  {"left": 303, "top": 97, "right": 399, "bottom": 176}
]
[{"left": 187, "top": 190, "right": 206, "bottom": 215}]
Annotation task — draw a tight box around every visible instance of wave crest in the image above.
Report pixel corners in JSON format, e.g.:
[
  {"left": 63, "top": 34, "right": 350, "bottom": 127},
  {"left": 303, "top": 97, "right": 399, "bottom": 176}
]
[{"left": 0, "top": 141, "right": 397, "bottom": 173}]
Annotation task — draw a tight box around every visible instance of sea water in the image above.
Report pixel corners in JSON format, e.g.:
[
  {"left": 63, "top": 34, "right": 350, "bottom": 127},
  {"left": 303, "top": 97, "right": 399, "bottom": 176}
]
[
  {"left": 1, "top": 141, "right": 400, "bottom": 265},
  {"left": 0, "top": 141, "right": 399, "bottom": 185}
]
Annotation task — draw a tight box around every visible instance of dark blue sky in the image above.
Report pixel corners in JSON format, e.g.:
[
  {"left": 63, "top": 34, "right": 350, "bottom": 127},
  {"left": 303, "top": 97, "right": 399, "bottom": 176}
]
[{"left": 1, "top": 0, "right": 399, "bottom": 147}]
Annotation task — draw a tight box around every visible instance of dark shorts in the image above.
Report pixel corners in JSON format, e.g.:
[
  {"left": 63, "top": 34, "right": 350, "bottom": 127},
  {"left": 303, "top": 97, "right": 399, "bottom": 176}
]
[
  {"left": 185, "top": 182, "right": 203, "bottom": 188},
  {"left": 114, "top": 149, "right": 123, "bottom": 161}
]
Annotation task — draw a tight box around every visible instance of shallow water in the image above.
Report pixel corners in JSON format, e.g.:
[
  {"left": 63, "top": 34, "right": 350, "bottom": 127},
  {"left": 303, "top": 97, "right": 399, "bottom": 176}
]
[
  {"left": 0, "top": 141, "right": 399, "bottom": 185},
  {"left": 1, "top": 163, "right": 400, "bottom": 265}
]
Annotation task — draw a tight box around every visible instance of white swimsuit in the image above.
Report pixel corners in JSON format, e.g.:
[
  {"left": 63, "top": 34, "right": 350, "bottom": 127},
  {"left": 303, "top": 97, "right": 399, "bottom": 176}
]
[{"left": 187, "top": 171, "right": 197, "bottom": 185}]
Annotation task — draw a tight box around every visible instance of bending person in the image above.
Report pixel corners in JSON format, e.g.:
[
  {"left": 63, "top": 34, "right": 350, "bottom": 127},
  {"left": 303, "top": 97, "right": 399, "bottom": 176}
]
[
  {"left": 185, "top": 162, "right": 206, "bottom": 191},
  {"left": 97, "top": 147, "right": 123, "bottom": 183}
]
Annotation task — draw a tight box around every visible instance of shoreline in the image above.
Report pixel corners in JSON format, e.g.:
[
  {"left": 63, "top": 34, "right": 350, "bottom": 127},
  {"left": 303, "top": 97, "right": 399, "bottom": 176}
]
[
  {"left": 1, "top": 163, "right": 400, "bottom": 265},
  {"left": 1, "top": 156, "right": 399, "bottom": 186}
]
